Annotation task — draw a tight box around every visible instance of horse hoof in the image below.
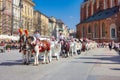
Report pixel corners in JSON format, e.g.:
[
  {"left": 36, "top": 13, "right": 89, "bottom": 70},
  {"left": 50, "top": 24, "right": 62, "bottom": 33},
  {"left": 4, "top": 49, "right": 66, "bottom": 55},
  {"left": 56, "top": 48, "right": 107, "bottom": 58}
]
[
  {"left": 42, "top": 62, "right": 45, "bottom": 64},
  {"left": 26, "top": 63, "right": 29, "bottom": 65},
  {"left": 23, "top": 62, "right": 26, "bottom": 65},
  {"left": 46, "top": 62, "right": 49, "bottom": 64},
  {"left": 33, "top": 64, "right": 38, "bottom": 66}
]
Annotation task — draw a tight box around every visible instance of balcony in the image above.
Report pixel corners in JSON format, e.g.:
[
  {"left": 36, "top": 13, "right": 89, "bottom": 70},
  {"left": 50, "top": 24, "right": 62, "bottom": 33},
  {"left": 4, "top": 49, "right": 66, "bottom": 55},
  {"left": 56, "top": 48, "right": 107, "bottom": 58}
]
[{"left": 58, "top": 27, "right": 63, "bottom": 31}]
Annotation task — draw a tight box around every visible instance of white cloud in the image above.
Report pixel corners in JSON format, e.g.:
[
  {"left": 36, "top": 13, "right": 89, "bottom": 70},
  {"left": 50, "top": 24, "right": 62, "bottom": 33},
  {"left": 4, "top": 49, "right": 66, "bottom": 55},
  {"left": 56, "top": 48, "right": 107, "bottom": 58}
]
[{"left": 69, "top": 16, "right": 75, "bottom": 19}]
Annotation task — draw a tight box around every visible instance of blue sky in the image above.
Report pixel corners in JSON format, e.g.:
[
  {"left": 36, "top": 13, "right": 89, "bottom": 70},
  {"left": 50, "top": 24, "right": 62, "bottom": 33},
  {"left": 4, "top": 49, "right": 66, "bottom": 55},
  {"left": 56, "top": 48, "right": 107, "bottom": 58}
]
[{"left": 33, "top": 0, "right": 83, "bottom": 30}]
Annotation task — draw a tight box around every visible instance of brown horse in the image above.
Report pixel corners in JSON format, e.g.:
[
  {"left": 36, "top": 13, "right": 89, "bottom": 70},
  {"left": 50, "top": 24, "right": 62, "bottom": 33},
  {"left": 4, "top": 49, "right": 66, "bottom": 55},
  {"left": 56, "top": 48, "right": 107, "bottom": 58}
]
[
  {"left": 61, "top": 40, "right": 70, "bottom": 58},
  {"left": 19, "top": 34, "right": 32, "bottom": 65}
]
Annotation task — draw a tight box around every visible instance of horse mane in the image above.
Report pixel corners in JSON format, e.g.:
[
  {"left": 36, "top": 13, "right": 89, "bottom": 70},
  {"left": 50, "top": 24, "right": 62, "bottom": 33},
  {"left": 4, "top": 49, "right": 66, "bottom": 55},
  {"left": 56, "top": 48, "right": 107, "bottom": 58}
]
[
  {"left": 27, "top": 36, "right": 34, "bottom": 44},
  {"left": 28, "top": 36, "right": 34, "bottom": 41}
]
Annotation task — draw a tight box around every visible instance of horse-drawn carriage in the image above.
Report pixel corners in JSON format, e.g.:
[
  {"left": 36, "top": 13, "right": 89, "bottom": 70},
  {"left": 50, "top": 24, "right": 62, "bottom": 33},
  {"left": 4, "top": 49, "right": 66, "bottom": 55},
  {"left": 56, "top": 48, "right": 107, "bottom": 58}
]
[
  {"left": 18, "top": 29, "right": 98, "bottom": 66},
  {"left": 19, "top": 30, "right": 61, "bottom": 65}
]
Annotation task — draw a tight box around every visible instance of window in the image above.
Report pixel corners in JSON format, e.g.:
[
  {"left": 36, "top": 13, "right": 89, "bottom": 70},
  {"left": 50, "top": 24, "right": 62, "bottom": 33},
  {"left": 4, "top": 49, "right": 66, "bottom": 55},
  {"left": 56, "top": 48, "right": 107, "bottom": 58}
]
[
  {"left": 112, "top": 0, "right": 116, "bottom": 6},
  {"left": 88, "top": 25, "right": 91, "bottom": 33},
  {"left": 119, "top": 27, "right": 120, "bottom": 31},
  {"left": 111, "top": 28, "right": 116, "bottom": 38},
  {"left": 86, "top": 4, "right": 88, "bottom": 18},
  {"left": 104, "top": 0, "right": 107, "bottom": 9},
  {"left": 110, "top": 0, "right": 112, "bottom": 7},
  {"left": 27, "top": 22, "right": 29, "bottom": 30},
  {"left": 25, "top": 6, "right": 26, "bottom": 13},
  {"left": 0, "top": 1, "right": 2, "bottom": 10},
  {"left": 82, "top": 26, "right": 85, "bottom": 37},
  {"left": 114, "top": 0, "right": 118, "bottom": 6},
  {"left": 99, "top": 1, "right": 103, "bottom": 10},
  {"left": 94, "top": 24, "right": 97, "bottom": 38},
  {"left": 102, "top": 23, "right": 105, "bottom": 37}
]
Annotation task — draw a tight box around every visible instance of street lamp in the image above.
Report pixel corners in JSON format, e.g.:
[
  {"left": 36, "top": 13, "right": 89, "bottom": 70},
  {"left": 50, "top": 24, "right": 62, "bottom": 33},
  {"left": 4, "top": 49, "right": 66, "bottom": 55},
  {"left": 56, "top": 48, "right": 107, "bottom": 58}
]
[
  {"left": 56, "top": 25, "right": 59, "bottom": 41},
  {"left": 11, "top": 0, "right": 14, "bottom": 35},
  {"left": 19, "top": 0, "right": 23, "bottom": 29}
]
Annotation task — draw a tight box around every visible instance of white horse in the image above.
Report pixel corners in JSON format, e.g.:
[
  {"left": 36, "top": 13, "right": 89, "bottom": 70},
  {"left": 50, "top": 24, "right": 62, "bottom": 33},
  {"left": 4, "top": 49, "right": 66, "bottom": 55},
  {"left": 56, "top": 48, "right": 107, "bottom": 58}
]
[
  {"left": 69, "top": 39, "right": 82, "bottom": 56},
  {"left": 69, "top": 41, "right": 75, "bottom": 56},
  {"left": 52, "top": 41, "right": 61, "bottom": 60},
  {"left": 76, "top": 41, "right": 82, "bottom": 55},
  {"left": 27, "top": 36, "right": 51, "bottom": 65}
]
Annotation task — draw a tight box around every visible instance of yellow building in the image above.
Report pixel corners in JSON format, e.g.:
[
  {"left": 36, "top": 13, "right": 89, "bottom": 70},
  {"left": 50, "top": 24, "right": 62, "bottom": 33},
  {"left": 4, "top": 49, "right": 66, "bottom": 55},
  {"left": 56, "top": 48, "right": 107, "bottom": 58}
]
[
  {"left": 40, "top": 13, "right": 49, "bottom": 36},
  {"left": 22, "top": 0, "right": 35, "bottom": 35},
  {"left": 34, "top": 11, "right": 49, "bottom": 36}
]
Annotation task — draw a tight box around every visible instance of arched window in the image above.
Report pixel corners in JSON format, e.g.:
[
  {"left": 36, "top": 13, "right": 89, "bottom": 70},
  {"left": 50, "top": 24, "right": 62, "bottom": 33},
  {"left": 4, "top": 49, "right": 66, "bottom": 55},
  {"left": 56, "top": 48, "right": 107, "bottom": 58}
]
[
  {"left": 119, "top": 27, "right": 120, "bottom": 31},
  {"left": 82, "top": 26, "right": 85, "bottom": 38},
  {"left": 104, "top": 0, "right": 107, "bottom": 9},
  {"left": 91, "top": 1, "right": 94, "bottom": 15},
  {"left": 86, "top": 4, "right": 89, "bottom": 18},
  {"left": 102, "top": 23, "right": 105, "bottom": 37},
  {"left": 118, "top": 0, "right": 120, "bottom": 4},
  {"left": 88, "top": 25, "right": 91, "bottom": 33},
  {"left": 114, "top": 0, "right": 118, "bottom": 6},
  {"left": 110, "top": 24, "right": 117, "bottom": 39},
  {"left": 110, "top": 0, "right": 112, "bottom": 8},
  {"left": 112, "top": 0, "right": 115, "bottom": 6},
  {"left": 94, "top": 24, "right": 97, "bottom": 38},
  {"left": 27, "top": 22, "right": 29, "bottom": 30},
  {"left": 111, "top": 28, "right": 115, "bottom": 38}
]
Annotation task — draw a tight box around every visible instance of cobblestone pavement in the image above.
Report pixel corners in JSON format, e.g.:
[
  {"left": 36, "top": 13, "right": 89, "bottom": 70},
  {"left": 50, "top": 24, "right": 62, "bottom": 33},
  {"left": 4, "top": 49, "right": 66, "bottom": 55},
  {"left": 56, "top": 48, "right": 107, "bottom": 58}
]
[{"left": 0, "top": 48, "right": 120, "bottom": 80}]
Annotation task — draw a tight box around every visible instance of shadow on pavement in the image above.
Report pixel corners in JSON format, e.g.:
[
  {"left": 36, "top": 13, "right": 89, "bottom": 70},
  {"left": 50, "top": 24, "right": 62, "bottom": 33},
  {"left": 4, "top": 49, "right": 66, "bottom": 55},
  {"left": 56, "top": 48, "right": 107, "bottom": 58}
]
[
  {"left": 0, "top": 60, "right": 23, "bottom": 66},
  {"left": 75, "top": 56, "right": 120, "bottom": 64},
  {"left": 110, "top": 68, "right": 120, "bottom": 70},
  {"left": 83, "top": 62, "right": 120, "bottom": 64}
]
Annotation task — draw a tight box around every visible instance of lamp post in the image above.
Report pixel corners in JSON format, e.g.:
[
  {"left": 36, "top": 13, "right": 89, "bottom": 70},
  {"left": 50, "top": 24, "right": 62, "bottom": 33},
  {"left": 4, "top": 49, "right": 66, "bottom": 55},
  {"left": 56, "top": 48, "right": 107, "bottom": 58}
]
[
  {"left": 56, "top": 24, "right": 59, "bottom": 41},
  {"left": 11, "top": 0, "right": 14, "bottom": 35},
  {"left": 19, "top": 0, "right": 23, "bottom": 29}
]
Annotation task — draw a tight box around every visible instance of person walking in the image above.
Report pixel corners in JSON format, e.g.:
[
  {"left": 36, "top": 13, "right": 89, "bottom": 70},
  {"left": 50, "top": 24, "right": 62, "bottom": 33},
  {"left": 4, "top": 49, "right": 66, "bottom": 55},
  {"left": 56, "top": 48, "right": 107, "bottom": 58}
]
[
  {"left": 108, "top": 42, "right": 112, "bottom": 51},
  {"left": 34, "top": 30, "right": 41, "bottom": 40},
  {"left": 59, "top": 33, "right": 64, "bottom": 41}
]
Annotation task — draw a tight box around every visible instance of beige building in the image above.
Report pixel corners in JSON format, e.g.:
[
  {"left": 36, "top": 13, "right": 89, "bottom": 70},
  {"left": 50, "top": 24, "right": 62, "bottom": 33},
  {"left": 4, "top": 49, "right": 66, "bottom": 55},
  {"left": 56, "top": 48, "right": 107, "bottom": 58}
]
[
  {"left": 49, "top": 16, "right": 57, "bottom": 37},
  {"left": 49, "top": 17, "right": 69, "bottom": 40},
  {"left": 62, "top": 25, "right": 69, "bottom": 38},
  {"left": 12, "top": 0, "right": 20, "bottom": 35},
  {"left": 0, "top": 0, "right": 12, "bottom": 35},
  {"left": 21, "top": 0, "right": 35, "bottom": 35},
  {"left": 34, "top": 11, "right": 49, "bottom": 36}
]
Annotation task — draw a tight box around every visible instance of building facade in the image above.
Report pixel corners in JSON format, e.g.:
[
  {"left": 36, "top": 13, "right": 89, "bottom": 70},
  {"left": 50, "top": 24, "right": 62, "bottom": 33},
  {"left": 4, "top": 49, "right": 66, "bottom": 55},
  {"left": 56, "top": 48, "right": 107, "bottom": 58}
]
[
  {"left": 0, "top": 0, "right": 12, "bottom": 35},
  {"left": 21, "top": 0, "right": 35, "bottom": 35},
  {"left": 69, "top": 29, "right": 76, "bottom": 38},
  {"left": 49, "top": 17, "right": 69, "bottom": 40},
  {"left": 49, "top": 16, "right": 56, "bottom": 37},
  {"left": 12, "top": 0, "right": 20, "bottom": 35},
  {"left": 77, "top": 0, "right": 120, "bottom": 42},
  {"left": 56, "top": 19, "right": 69, "bottom": 40},
  {"left": 62, "top": 25, "right": 69, "bottom": 39},
  {"left": 33, "top": 10, "right": 41, "bottom": 34},
  {"left": 34, "top": 11, "right": 49, "bottom": 36},
  {"left": 40, "top": 12, "right": 49, "bottom": 36}
]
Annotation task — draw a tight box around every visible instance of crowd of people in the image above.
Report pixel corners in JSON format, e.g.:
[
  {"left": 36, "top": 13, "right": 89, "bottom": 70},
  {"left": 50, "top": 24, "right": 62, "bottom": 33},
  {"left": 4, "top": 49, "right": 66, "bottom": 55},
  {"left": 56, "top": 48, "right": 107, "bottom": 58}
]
[
  {"left": 0, "top": 30, "right": 120, "bottom": 53},
  {"left": 97, "top": 41, "right": 120, "bottom": 53},
  {"left": 0, "top": 40, "right": 19, "bottom": 50}
]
